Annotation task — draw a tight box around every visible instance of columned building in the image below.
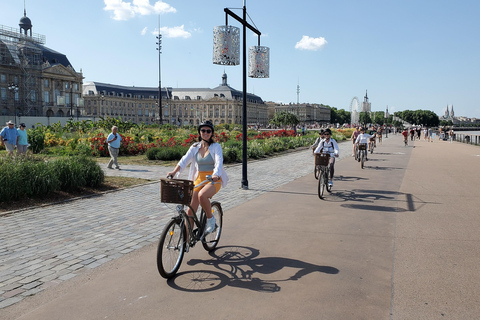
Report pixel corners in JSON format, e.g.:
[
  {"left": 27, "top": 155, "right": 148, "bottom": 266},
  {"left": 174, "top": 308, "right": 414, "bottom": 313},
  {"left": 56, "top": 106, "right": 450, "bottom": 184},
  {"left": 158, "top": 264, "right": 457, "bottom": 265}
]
[
  {"left": 83, "top": 73, "right": 269, "bottom": 126},
  {"left": 267, "top": 102, "right": 331, "bottom": 124},
  {"left": 0, "top": 10, "right": 83, "bottom": 119}
]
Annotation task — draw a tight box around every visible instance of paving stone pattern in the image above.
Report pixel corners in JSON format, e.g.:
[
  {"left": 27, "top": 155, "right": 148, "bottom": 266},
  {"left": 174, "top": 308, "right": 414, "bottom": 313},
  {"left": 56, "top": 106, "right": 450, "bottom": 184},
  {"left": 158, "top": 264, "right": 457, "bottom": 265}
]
[{"left": 0, "top": 143, "right": 351, "bottom": 308}]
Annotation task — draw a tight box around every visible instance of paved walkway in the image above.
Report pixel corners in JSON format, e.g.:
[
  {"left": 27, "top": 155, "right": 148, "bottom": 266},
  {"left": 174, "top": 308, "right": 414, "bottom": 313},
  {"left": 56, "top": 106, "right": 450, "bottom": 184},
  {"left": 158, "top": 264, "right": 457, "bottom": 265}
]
[
  {"left": 0, "top": 141, "right": 352, "bottom": 309},
  {"left": 3, "top": 135, "right": 480, "bottom": 319}
]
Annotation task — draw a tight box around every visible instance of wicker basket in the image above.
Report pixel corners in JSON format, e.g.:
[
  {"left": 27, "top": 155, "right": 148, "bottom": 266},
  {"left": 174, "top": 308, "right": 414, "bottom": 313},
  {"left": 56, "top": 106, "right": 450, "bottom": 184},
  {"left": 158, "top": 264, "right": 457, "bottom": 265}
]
[
  {"left": 315, "top": 153, "right": 330, "bottom": 166},
  {"left": 358, "top": 143, "right": 367, "bottom": 150},
  {"left": 160, "top": 178, "right": 194, "bottom": 205}
]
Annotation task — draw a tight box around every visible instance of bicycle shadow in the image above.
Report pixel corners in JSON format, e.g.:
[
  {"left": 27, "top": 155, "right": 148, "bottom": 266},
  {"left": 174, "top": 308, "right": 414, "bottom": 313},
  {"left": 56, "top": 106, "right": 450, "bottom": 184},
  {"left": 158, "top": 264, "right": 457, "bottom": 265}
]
[{"left": 167, "top": 246, "right": 339, "bottom": 293}]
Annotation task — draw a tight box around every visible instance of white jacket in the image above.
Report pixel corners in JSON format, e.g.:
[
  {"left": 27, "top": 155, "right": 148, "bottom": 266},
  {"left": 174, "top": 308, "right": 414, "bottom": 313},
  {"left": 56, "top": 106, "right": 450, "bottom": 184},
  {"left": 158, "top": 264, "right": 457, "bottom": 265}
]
[
  {"left": 355, "top": 133, "right": 374, "bottom": 144},
  {"left": 176, "top": 142, "right": 229, "bottom": 187},
  {"left": 314, "top": 138, "right": 339, "bottom": 157}
]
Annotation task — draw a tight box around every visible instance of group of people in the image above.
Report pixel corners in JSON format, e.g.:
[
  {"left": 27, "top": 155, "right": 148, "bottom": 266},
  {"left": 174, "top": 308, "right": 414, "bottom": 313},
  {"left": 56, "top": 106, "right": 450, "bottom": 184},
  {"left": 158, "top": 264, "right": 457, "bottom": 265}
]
[{"left": 0, "top": 120, "right": 28, "bottom": 156}]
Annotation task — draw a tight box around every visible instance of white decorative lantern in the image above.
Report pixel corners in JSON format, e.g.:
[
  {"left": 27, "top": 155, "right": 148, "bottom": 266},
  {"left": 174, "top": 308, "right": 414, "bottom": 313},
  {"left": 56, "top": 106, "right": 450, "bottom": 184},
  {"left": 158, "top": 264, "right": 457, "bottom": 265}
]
[
  {"left": 248, "top": 46, "right": 270, "bottom": 78},
  {"left": 213, "top": 25, "right": 240, "bottom": 66}
]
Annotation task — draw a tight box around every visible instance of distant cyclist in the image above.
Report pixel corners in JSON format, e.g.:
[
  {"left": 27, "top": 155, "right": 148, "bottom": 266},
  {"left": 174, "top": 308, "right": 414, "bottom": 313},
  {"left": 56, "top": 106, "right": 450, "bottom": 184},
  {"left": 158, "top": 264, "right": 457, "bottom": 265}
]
[
  {"left": 402, "top": 128, "right": 409, "bottom": 146},
  {"left": 355, "top": 127, "right": 375, "bottom": 161},
  {"left": 314, "top": 128, "right": 339, "bottom": 187}
]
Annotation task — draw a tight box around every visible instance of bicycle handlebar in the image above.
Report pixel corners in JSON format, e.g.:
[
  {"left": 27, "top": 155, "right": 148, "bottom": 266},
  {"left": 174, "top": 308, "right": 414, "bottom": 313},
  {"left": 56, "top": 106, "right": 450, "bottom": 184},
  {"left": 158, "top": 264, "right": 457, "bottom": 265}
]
[{"left": 165, "top": 174, "right": 217, "bottom": 189}]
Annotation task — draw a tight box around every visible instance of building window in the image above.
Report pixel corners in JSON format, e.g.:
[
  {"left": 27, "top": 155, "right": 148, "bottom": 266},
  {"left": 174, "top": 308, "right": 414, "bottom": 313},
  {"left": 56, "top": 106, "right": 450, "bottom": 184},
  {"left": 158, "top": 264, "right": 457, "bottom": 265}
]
[
  {"left": 44, "top": 91, "right": 50, "bottom": 104},
  {"left": 1, "top": 88, "right": 6, "bottom": 101},
  {"left": 65, "top": 82, "right": 70, "bottom": 89},
  {"left": 138, "top": 109, "right": 142, "bottom": 116},
  {"left": 0, "top": 74, "right": 6, "bottom": 83},
  {"left": 44, "top": 79, "right": 49, "bottom": 87}
]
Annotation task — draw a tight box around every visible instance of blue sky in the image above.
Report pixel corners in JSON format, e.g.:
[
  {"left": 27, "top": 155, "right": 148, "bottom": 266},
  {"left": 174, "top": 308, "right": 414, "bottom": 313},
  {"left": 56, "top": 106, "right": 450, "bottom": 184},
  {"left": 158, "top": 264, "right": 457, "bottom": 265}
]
[{"left": 2, "top": 0, "right": 480, "bottom": 118}]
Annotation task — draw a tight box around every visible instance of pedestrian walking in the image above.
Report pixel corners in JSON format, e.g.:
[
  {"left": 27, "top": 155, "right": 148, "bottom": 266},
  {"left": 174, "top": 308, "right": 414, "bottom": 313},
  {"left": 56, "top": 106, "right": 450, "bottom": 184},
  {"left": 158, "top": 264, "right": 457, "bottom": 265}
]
[
  {"left": 16, "top": 123, "right": 28, "bottom": 155},
  {"left": 1, "top": 120, "right": 19, "bottom": 156},
  {"left": 107, "top": 126, "right": 122, "bottom": 169}
]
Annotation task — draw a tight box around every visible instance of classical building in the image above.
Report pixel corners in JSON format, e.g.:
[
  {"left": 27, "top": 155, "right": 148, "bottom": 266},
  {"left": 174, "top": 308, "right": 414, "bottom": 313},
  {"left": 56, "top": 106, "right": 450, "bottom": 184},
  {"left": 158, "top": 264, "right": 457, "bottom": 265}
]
[
  {"left": 0, "top": 10, "right": 83, "bottom": 120},
  {"left": 266, "top": 102, "right": 331, "bottom": 124},
  {"left": 82, "top": 73, "right": 269, "bottom": 126}
]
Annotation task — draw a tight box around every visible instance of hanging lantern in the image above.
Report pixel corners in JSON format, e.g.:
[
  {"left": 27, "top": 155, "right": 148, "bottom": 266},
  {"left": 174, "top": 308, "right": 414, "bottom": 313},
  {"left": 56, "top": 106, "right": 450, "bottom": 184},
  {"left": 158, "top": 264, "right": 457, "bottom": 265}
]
[
  {"left": 248, "top": 46, "right": 270, "bottom": 78},
  {"left": 213, "top": 25, "right": 240, "bottom": 66}
]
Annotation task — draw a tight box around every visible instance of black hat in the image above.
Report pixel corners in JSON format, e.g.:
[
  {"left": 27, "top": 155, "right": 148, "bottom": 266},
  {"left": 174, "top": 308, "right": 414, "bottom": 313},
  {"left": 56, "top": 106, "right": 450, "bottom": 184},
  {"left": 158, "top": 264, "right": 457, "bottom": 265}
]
[
  {"left": 20, "top": 123, "right": 26, "bottom": 127},
  {"left": 198, "top": 120, "right": 214, "bottom": 134}
]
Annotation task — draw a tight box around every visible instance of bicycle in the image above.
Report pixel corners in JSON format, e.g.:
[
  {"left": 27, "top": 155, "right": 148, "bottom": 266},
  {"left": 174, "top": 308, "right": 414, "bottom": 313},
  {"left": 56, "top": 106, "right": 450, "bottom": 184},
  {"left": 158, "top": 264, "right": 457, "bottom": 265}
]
[
  {"left": 357, "top": 143, "right": 367, "bottom": 169},
  {"left": 315, "top": 153, "right": 331, "bottom": 199},
  {"left": 369, "top": 138, "right": 375, "bottom": 154},
  {"left": 156, "top": 176, "right": 223, "bottom": 279}
]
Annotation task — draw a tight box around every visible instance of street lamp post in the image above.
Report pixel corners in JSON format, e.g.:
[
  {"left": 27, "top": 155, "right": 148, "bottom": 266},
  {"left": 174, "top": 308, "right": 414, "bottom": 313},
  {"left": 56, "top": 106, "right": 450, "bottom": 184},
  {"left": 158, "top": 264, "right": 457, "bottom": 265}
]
[
  {"left": 214, "top": 1, "right": 269, "bottom": 190},
  {"left": 8, "top": 83, "right": 19, "bottom": 124},
  {"left": 156, "top": 17, "right": 163, "bottom": 129}
]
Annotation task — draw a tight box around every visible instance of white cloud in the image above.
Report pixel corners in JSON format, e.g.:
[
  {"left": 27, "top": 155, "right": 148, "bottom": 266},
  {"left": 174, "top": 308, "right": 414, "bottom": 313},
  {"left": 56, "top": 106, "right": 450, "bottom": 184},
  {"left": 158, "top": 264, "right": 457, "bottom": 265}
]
[
  {"left": 141, "top": 27, "right": 148, "bottom": 35},
  {"left": 104, "top": 0, "right": 176, "bottom": 21},
  {"left": 295, "top": 35, "right": 327, "bottom": 51},
  {"left": 153, "top": 25, "right": 191, "bottom": 38}
]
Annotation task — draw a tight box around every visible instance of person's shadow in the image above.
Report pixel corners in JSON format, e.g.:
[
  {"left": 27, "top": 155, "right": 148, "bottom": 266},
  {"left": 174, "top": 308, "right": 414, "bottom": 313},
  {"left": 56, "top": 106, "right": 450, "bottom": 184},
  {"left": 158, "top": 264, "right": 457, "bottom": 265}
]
[{"left": 167, "top": 246, "right": 339, "bottom": 293}]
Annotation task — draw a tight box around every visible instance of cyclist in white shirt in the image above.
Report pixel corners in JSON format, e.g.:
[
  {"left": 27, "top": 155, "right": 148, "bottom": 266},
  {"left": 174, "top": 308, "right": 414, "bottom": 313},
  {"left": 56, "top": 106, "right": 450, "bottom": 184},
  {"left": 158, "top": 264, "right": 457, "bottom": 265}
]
[
  {"left": 355, "top": 127, "right": 375, "bottom": 161},
  {"left": 314, "top": 129, "right": 339, "bottom": 187}
]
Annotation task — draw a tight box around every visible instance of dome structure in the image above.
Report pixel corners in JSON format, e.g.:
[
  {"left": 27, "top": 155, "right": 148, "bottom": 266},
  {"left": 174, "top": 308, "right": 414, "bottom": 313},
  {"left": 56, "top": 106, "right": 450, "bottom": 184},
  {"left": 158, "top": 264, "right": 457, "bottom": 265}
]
[{"left": 19, "top": 9, "right": 32, "bottom": 35}]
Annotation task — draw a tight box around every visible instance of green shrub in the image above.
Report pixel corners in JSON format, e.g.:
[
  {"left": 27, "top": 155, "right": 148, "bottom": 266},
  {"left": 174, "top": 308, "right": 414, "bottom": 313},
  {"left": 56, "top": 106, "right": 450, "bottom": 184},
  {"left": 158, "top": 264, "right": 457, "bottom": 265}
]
[
  {"left": 146, "top": 146, "right": 188, "bottom": 161},
  {"left": 0, "top": 155, "right": 105, "bottom": 202},
  {"left": 28, "top": 128, "right": 45, "bottom": 153}
]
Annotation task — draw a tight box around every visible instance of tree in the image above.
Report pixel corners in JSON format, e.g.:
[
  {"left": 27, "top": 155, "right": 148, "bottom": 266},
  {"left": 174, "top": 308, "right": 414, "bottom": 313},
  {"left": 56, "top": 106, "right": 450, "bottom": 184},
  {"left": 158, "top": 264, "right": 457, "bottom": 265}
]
[
  {"left": 269, "top": 111, "right": 300, "bottom": 128},
  {"left": 359, "top": 112, "right": 372, "bottom": 126}
]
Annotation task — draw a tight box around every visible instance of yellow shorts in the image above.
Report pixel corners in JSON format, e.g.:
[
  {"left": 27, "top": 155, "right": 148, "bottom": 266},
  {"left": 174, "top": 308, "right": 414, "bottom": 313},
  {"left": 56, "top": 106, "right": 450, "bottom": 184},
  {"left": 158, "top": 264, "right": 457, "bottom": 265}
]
[{"left": 194, "top": 171, "right": 222, "bottom": 194}]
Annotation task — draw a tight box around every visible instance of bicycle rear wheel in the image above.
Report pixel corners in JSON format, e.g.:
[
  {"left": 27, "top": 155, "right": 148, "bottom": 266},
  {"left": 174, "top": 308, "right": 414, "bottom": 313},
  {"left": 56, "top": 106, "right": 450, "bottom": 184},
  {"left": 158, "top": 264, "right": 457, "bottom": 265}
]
[
  {"left": 157, "top": 218, "right": 186, "bottom": 279},
  {"left": 202, "top": 202, "right": 223, "bottom": 251},
  {"left": 318, "top": 168, "right": 325, "bottom": 199}
]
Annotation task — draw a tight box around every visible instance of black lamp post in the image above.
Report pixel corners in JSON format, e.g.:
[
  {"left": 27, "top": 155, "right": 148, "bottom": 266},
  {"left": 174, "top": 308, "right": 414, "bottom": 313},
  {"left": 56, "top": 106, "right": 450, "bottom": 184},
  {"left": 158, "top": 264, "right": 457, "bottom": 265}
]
[
  {"left": 156, "top": 19, "right": 163, "bottom": 128},
  {"left": 8, "top": 83, "right": 19, "bottom": 124},
  {"left": 214, "top": 1, "right": 269, "bottom": 190}
]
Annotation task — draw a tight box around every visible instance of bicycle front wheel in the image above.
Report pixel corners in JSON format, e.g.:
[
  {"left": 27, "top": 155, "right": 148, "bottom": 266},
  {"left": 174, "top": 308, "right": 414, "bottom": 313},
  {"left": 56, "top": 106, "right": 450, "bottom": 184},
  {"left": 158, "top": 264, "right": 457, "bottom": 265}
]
[
  {"left": 157, "top": 218, "right": 186, "bottom": 279},
  {"left": 361, "top": 152, "right": 365, "bottom": 169},
  {"left": 202, "top": 202, "right": 223, "bottom": 251},
  {"left": 314, "top": 165, "right": 320, "bottom": 180},
  {"left": 318, "top": 169, "right": 325, "bottom": 199}
]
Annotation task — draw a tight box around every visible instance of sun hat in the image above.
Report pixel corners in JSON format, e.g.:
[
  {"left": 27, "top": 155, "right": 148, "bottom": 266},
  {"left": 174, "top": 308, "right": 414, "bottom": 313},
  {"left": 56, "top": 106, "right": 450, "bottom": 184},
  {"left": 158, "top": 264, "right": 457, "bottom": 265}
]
[{"left": 6, "top": 120, "right": 14, "bottom": 125}]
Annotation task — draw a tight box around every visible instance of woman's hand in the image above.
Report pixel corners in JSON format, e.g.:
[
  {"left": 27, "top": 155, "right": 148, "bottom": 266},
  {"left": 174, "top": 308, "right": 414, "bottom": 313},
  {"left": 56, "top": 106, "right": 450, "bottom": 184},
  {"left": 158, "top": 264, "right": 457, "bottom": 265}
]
[{"left": 211, "top": 175, "right": 219, "bottom": 182}]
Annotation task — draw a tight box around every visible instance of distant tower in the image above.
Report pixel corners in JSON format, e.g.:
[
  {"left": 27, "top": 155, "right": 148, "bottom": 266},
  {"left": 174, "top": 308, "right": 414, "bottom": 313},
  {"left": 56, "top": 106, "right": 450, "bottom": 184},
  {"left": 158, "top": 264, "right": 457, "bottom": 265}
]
[
  {"left": 221, "top": 71, "right": 228, "bottom": 86},
  {"left": 362, "top": 90, "right": 371, "bottom": 112},
  {"left": 450, "top": 105, "right": 454, "bottom": 118},
  {"left": 444, "top": 105, "right": 450, "bottom": 118},
  {"left": 296, "top": 80, "right": 300, "bottom": 104},
  {"left": 19, "top": 2, "right": 32, "bottom": 36}
]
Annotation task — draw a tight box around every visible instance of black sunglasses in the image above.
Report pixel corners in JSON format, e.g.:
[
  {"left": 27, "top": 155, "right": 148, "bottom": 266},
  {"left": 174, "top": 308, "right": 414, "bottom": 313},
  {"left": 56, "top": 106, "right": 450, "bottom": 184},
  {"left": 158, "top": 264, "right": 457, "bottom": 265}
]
[{"left": 200, "top": 129, "right": 212, "bottom": 134}]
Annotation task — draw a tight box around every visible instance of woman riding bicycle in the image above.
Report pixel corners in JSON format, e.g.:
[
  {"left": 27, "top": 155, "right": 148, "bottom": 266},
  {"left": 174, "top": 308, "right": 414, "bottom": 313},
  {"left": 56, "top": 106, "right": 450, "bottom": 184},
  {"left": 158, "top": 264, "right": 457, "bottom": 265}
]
[
  {"left": 313, "top": 128, "right": 339, "bottom": 187},
  {"left": 355, "top": 127, "right": 375, "bottom": 161},
  {"left": 167, "top": 121, "right": 229, "bottom": 233}
]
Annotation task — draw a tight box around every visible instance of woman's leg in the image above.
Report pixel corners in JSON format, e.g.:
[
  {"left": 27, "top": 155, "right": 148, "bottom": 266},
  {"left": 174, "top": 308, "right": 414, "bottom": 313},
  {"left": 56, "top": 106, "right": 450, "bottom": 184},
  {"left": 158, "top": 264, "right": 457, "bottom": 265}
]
[
  {"left": 328, "top": 157, "right": 335, "bottom": 180},
  {"left": 198, "top": 184, "right": 218, "bottom": 219}
]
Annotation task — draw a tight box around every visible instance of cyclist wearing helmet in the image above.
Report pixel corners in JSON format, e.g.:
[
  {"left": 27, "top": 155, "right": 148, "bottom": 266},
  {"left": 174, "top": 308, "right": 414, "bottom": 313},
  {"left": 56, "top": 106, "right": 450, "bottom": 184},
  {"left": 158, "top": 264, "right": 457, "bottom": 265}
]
[
  {"left": 313, "top": 128, "right": 339, "bottom": 187},
  {"left": 355, "top": 127, "right": 374, "bottom": 161},
  {"left": 167, "top": 120, "right": 229, "bottom": 233}
]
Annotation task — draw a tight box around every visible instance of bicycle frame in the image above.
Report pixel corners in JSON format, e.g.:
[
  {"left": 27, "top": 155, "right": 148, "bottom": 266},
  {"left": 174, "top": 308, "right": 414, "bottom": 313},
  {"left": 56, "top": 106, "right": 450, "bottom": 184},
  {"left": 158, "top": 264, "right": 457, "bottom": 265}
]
[{"left": 171, "top": 177, "right": 217, "bottom": 244}]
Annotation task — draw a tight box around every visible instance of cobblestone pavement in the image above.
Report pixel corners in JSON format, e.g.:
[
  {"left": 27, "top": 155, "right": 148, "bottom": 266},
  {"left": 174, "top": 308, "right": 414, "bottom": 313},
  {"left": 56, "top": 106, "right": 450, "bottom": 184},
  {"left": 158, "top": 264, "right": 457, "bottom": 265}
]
[{"left": 0, "top": 143, "right": 352, "bottom": 309}]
